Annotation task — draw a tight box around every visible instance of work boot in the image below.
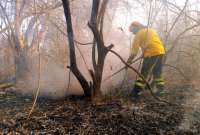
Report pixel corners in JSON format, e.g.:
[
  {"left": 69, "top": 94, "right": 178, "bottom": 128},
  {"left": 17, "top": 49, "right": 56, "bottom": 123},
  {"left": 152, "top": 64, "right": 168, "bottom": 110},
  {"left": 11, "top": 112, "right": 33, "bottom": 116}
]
[{"left": 131, "top": 88, "right": 141, "bottom": 100}]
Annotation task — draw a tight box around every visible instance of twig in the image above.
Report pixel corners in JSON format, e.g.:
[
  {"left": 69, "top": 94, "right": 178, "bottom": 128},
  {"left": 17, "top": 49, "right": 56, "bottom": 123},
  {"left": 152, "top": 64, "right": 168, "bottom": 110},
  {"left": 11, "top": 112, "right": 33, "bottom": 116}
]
[
  {"left": 165, "top": 0, "right": 189, "bottom": 43},
  {"left": 49, "top": 18, "right": 93, "bottom": 79},
  {"left": 75, "top": 40, "right": 93, "bottom": 46},
  {"left": 166, "top": 0, "right": 198, "bottom": 23},
  {"left": 167, "top": 23, "right": 200, "bottom": 54},
  {"left": 75, "top": 42, "right": 92, "bottom": 80},
  {"left": 49, "top": 18, "right": 93, "bottom": 46},
  {"left": 164, "top": 64, "right": 189, "bottom": 81},
  {"left": 28, "top": 0, "right": 42, "bottom": 119}
]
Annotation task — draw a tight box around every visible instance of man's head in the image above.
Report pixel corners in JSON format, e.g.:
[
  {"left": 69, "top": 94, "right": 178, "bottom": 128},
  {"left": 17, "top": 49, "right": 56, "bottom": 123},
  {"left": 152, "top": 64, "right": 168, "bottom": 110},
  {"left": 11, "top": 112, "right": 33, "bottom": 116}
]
[{"left": 129, "top": 21, "right": 145, "bottom": 34}]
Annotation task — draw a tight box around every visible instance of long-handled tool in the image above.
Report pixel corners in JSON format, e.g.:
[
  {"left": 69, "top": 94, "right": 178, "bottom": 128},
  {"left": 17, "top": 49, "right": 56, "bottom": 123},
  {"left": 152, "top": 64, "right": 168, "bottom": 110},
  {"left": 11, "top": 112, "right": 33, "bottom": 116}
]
[{"left": 103, "top": 56, "right": 143, "bottom": 82}]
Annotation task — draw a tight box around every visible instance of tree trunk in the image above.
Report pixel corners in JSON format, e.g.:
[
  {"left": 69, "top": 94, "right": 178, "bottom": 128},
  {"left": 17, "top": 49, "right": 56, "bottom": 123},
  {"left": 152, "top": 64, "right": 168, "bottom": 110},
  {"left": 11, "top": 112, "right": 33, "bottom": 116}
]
[
  {"left": 14, "top": 0, "right": 28, "bottom": 80},
  {"left": 89, "top": 0, "right": 112, "bottom": 98},
  {"left": 62, "top": 0, "right": 92, "bottom": 97}
]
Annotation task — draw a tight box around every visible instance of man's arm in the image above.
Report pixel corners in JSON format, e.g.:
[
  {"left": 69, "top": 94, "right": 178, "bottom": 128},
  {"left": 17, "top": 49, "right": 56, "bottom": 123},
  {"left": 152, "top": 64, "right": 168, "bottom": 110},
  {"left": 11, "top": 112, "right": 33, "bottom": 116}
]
[{"left": 127, "top": 34, "right": 140, "bottom": 64}]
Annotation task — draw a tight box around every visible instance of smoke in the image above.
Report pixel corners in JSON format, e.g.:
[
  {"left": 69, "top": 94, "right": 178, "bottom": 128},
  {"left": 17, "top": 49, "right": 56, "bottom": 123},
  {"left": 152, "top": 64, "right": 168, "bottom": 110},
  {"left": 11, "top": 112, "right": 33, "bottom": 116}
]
[
  {"left": 14, "top": 33, "right": 134, "bottom": 99},
  {"left": 16, "top": 53, "right": 82, "bottom": 99}
]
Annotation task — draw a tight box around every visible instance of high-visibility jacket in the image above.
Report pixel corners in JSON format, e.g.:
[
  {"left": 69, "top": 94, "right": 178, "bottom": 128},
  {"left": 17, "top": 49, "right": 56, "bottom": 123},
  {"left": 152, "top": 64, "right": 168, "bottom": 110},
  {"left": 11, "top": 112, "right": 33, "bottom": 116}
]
[{"left": 131, "top": 28, "right": 165, "bottom": 57}]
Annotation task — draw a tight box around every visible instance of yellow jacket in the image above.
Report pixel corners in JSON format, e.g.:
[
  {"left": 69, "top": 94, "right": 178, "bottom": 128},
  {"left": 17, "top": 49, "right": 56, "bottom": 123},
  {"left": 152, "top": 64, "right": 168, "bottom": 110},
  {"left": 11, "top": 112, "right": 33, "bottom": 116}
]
[{"left": 131, "top": 28, "right": 165, "bottom": 57}]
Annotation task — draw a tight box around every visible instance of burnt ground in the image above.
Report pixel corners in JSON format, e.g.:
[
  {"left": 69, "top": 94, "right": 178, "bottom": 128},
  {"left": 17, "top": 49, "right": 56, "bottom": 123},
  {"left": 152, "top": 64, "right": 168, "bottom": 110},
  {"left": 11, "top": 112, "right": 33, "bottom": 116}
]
[{"left": 0, "top": 85, "right": 199, "bottom": 135}]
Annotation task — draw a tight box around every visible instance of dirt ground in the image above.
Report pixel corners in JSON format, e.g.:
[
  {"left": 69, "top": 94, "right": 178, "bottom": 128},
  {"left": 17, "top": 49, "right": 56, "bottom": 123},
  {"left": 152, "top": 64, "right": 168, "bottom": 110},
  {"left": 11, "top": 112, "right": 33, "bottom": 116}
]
[{"left": 0, "top": 85, "right": 199, "bottom": 135}]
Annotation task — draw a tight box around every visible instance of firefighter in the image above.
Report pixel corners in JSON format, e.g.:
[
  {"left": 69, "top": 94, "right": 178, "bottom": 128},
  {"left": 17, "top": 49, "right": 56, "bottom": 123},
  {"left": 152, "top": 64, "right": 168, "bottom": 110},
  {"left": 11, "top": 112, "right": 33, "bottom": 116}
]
[{"left": 127, "top": 21, "right": 165, "bottom": 98}]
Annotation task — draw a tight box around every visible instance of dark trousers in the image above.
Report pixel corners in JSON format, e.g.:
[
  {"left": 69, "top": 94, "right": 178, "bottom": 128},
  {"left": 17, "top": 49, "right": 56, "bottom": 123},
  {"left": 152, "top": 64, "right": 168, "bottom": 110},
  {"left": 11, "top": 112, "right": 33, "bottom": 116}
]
[{"left": 133, "top": 54, "right": 165, "bottom": 91}]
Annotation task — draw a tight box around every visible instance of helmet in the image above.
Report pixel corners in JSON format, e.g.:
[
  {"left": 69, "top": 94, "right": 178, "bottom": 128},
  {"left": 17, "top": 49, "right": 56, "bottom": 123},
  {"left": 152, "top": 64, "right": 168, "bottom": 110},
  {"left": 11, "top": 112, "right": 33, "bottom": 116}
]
[{"left": 129, "top": 21, "right": 142, "bottom": 32}]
